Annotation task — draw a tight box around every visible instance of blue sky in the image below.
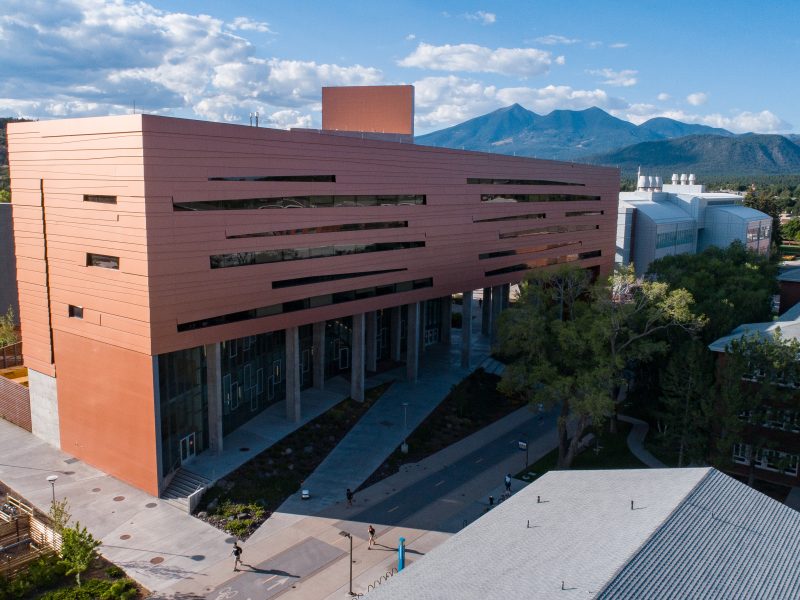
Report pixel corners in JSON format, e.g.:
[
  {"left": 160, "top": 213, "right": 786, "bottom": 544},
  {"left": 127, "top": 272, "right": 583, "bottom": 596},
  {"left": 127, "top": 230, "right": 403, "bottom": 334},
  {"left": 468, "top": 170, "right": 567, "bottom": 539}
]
[{"left": 0, "top": 0, "right": 797, "bottom": 134}]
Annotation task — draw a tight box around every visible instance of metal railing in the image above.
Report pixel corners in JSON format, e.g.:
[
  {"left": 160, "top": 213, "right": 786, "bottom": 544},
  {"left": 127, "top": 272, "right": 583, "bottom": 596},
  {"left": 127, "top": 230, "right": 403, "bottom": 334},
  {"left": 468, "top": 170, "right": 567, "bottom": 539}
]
[{"left": 0, "top": 342, "right": 22, "bottom": 369}]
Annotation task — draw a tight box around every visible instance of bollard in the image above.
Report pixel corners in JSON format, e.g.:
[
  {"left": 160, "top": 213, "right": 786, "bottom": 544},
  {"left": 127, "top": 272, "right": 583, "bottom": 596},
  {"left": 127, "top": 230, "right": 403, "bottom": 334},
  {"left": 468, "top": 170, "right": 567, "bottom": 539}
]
[
  {"left": 489, "top": 495, "right": 494, "bottom": 506},
  {"left": 398, "top": 537, "right": 406, "bottom": 571}
]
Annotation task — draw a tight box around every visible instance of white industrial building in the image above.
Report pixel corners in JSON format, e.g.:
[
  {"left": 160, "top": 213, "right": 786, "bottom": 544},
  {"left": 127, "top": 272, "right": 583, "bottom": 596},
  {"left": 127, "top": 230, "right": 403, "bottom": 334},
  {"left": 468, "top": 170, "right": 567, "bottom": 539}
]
[{"left": 616, "top": 172, "right": 772, "bottom": 274}]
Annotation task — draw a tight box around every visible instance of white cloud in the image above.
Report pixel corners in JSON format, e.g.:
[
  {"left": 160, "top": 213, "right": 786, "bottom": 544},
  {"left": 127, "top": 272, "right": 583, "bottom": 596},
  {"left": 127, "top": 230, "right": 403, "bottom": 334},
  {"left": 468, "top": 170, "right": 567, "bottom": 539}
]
[
  {"left": 587, "top": 68, "right": 637, "bottom": 87},
  {"left": 609, "top": 42, "right": 628, "bottom": 49},
  {"left": 535, "top": 34, "right": 580, "bottom": 45},
  {"left": 405, "top": 33, "right": 416, "bottom": 41},
  {"left": 0, "top": 0, "right": 382, "bottom": 123},
  {"left": 464, "top": 11, "right": 496, "bottom": 25},
  {"left": 657, "top": 92, "right": 670, "bottom": 101},
  {"left": 266, "top": 109, "right": 313, "bottom": 129},
  {"left": 398, "top": 42, "right": 561, "bottom": 77},
  {"left": 228, "top": 17, "right": 273, "bottom": 33},
  {"left": 412, "top": 75, "right": 625, "bottom": 131},
  {"left": 687, "top": 92, "right": 708, "bottom": 106},
  {"left": 615, "top": 106, "right": 791, "bottom": 133}
]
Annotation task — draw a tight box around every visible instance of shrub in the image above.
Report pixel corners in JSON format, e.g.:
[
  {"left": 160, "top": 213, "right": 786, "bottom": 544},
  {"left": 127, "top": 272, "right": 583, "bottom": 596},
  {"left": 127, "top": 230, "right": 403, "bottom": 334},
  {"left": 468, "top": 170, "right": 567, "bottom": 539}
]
[
  {"left": 104, "top": 565, "right": 125, "bottom": 579},
  {"left": 38, "top": 578, "right": 137, "bottom": 599}
]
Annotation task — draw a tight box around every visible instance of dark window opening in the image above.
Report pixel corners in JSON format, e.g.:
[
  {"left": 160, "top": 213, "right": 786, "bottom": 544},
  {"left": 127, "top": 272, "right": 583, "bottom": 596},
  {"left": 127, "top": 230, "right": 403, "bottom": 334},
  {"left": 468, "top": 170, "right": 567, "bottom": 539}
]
[
  {"left": 484, "top": 250, "right": 602, "bottom": 277},
  {"left": 467, "top": 178, "right": 584, "bottom": 187},
  {"left": 177, "top": 277, "right": 433, "bottom": 332},
  {"left": 68, "top": 305, "right": 83, "bottom": 319},
  {"left": 273, "top": 268, "right": 407, "bottom": 289},
  {"left": 473, "top": 213, "right": 546, "bottom": 224},
  {"left": 565, "top": 210, "right": 604, "bottom": 217},
  {"left": 479, "top": 240, "right": 579, "bottom": 260},
  {"left": 209, "top": 175, "right": 336, "bottom": 182},
  {"left": 210, "top": 241, "right": 425, "bottom": 269},
  {"left": 481, "top": 194, "right": 601, "bottom": 203},
  {"left": 174, "top": 195, "right": 426, "bottom": 211},
  {"left": 228, "top": 221, "right": 408, "bottom": 239},
  {"left": 86, "top": 253, "right": 119, "bottom": 269},
  {"left": 83, "top": 194, "right": 117, "bottom": 204},
  {"left": 499, "top": 224, "right": 599, "bottom": 240}
]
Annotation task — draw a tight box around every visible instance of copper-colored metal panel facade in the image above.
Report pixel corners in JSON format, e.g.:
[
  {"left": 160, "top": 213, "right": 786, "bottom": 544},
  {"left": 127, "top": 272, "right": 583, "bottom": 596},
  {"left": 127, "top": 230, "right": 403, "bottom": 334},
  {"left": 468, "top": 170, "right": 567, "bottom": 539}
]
[
  {"left": 9, "top": 113, "right": 618, "bottom": 495},
  {"left": 322, "top": 85, "right": 414, "bottom": 135}
]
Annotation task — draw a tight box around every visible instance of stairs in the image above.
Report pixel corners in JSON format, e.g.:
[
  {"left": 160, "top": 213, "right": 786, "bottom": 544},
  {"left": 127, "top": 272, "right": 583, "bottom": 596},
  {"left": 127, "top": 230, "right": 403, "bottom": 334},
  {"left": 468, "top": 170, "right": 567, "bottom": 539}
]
[
  {"left": 161, "top": 468, "right": 211, "bottom": 513},
  {"left": 478, "top": 356, "right": 506, "bottom": 376}
]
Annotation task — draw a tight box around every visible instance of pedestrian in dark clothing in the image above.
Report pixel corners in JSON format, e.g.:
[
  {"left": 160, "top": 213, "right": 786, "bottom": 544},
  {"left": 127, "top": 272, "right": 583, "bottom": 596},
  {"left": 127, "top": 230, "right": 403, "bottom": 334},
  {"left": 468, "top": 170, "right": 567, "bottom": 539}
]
[
  {"left": 346, "top": 488, "right": 354, "bottom": 506},
  {"left": 232, "top": 542, "right": 243, "bottom": 571},
  {"left": 504, "top": 473, "right": 512, "bottom": 493},
  {"left": 368, "top": 525, "right": 376, "bottom": 549}
]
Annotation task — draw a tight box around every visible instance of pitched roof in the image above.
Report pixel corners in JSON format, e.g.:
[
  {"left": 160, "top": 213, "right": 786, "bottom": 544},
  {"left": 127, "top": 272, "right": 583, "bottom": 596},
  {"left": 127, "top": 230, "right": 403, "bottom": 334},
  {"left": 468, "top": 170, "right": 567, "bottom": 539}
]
[{"left": 370, "top": 468, "right": 800, "bottom": 600}]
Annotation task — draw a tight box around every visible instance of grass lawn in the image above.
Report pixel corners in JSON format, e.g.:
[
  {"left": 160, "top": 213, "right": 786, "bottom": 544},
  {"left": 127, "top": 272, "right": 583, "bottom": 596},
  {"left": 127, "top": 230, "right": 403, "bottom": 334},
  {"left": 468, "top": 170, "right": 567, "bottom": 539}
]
[
  {"left": 514, "top": 419, "right": 646, "bottom": 482},
  {"left": 359, "top": 368, "right": 525, "bottom": 490},
  {"left": 196, "top": 381, "right": 393, "bottom": 539}
]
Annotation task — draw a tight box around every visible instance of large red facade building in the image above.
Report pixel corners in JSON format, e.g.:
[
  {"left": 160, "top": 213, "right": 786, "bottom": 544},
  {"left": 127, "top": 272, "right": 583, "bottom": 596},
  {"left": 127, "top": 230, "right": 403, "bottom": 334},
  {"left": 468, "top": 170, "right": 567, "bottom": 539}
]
[{"left": 8, "top": 88, "right": 618, "bottom": 496}]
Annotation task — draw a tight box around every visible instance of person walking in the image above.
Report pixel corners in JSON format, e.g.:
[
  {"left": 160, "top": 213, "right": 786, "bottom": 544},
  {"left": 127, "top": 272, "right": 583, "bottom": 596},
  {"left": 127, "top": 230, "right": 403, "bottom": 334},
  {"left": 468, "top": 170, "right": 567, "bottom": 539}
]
[
  {"left": 368, "top": 525, "right": 376, "bottom": 549},
  {"left": 346, "top": 488, "right": 354, "bottom": 507},
  {"left": 504, "top": 473, "right": 512, "bottom": 494},
  {"left": 232, "top": 542, "right": 243, "bottom": 572}
]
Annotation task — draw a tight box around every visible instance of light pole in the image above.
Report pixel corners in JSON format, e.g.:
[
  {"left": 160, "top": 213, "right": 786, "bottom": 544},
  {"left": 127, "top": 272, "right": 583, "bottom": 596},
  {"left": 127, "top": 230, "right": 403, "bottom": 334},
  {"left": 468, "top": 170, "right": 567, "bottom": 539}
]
[
  {"left": 46, "top": 475, "right": 58, "bottom": 508},
  {"left": 339, "top": 530, "right": 355, "bottom": 596}
]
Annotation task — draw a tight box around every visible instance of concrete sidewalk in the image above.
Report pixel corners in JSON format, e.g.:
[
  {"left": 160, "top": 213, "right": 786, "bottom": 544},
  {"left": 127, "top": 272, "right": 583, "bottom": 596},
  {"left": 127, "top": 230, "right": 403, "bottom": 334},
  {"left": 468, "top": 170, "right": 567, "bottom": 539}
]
[
  {"left": 274, "top": 324, "right": 491, "bottom": 517},
  {"left": 0, "top": 418, "right": 231, "bottom": 595},
  {"left": 619, "top": 415, "right": 666, "bottom": 468}
]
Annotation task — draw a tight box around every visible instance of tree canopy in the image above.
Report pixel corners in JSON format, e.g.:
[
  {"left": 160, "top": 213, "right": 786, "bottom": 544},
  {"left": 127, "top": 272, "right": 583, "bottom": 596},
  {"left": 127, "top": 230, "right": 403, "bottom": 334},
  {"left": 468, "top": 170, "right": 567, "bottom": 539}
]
[
  {"left": 498, "top": 265, "right": 703, "bottom": 468},
  {"left": 647, "top": 241, "right": 777, "bottom": 343}
]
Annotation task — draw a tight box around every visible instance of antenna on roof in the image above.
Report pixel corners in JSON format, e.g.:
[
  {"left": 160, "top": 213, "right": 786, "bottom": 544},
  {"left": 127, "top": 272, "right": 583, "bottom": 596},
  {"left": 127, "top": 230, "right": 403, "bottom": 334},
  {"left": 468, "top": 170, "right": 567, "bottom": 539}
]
[{"left": 132, "top": 100, "right": 136, "bottom": 115}]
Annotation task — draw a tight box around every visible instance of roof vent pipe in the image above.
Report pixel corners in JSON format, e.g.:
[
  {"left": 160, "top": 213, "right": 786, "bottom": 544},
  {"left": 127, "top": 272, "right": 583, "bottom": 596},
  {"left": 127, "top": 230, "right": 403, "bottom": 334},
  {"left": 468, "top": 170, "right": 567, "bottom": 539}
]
[
  {"left": 680, "top": 173, "right": 688, "bottom": 185},
  {"left": 672, "top": 173, "right": 679, "bottom": 184},
  {"left": 654, "top": 176, "right": 662, "bottom": 190},
  {"left": 637, "top": 175, "right": 647, "bottom": 190},
  {"left": 689, "top": 173, "right": 696, "bottom": 184}
]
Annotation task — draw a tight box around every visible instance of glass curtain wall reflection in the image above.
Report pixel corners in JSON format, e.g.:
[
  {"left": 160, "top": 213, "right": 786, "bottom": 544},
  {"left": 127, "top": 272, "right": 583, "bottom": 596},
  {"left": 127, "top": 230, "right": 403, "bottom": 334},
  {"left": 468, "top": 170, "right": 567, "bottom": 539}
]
[
  {"left": 158, "top": 346, "right": 208, "bottom": 477},
  {"left": 221, "top": 331, "right": 286, "bottom": 436},
  {"left": 325, "top": 317, "right": 353, "bottom": 379}
]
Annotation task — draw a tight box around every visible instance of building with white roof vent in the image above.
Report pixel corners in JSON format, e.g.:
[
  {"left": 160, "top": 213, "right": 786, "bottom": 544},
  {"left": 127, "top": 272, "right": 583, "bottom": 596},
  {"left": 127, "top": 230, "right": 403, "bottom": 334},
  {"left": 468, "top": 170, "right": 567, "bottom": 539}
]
[{"left": 616, "top": 170, "right": 772, "bottom": 274}]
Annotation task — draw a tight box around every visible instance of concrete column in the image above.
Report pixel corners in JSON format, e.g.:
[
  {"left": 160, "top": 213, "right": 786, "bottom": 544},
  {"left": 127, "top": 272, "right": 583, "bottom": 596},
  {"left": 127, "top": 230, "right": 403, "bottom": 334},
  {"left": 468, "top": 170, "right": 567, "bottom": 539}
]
[
  {"left": 365, "top": 311, "right": 377, "bottom": 372},
  {"left": 285, "top": 326, "right": 301, "bottom": 422},
  {"left": 312, "top": 321, "right": 326, "bottom": 390},
  {"left": 491, "top": 285, "right": 504, "bottom": 344},
  {"left": 206, "top": 343, "right": 224, "bottom": 455},
  {"left": 351, "top": 313, "right": 365, "bottom": 402},
  {"left": 390, "top": 306, "right": 402, "bottom": 361},
  {"left": 502, "top": 283, "right": 511, "bottom": 309},
  {"left": 481, "top": 287, "right": 492, "bottom": 336},
  {"left": 441, "top": 295, "right": 452, "bottom": 344},
  {"left": 406, "top": 302, "right": 420, "bottom": 383},
  {"left": 461, "top": 291, "right": 473, "bottom": 369}
]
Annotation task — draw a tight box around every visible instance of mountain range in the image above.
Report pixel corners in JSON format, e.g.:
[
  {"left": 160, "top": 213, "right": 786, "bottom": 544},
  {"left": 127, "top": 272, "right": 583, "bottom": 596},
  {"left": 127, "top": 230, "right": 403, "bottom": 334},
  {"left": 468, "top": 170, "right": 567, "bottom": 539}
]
[{"left": 416, "top": 105, "right": 800, "bottom": 177}]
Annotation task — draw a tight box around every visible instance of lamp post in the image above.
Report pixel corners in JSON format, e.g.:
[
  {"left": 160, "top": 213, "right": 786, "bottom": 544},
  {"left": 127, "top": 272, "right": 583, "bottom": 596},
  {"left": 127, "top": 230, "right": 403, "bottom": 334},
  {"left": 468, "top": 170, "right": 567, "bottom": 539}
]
[
  {"left": 401, "top": 402, "right": 409, "bottom": 454},
  {"left": 46, "top": 475, "right": 58, "bottom": 508},
  {"left": 339, "top": 530, "right": 355, "bottom": 596}
]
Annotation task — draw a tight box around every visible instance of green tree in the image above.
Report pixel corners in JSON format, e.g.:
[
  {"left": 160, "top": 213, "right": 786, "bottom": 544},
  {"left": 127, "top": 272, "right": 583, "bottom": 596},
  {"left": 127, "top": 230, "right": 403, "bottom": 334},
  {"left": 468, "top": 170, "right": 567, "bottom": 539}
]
[
  {"left": 781, "top": 217, "right": 800, "bottom": 242},
  {"left": 49, "top": 498, "right": 71, "bottom": 535},
  {"left": 498, "top": 265, "right": 703, "bottom": 468},
  {"left": 0, "top": 306, "right": 18, "bottom": 346},
  {"left": 0, "top": 189, "right": 9, "bottom": 203},
  {"left": 714, "top": 330, "right": 800, "bottom": 486},
  {"left": 59, "top": 522, "right": 101, "bottom": 587},
  {"left": 656, "top": 340, "right": 715, "bottom": 467},
  {"left": 647, "top": 241, "right": 777, "bottom": 343}
]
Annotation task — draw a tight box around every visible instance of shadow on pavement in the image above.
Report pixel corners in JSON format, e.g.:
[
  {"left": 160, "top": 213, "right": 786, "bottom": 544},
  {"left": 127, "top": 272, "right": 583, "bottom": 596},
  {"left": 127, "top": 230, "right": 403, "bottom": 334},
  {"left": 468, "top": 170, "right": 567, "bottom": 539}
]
[{"left": 239, "top": 564, "right": 299, "bottom": 578}]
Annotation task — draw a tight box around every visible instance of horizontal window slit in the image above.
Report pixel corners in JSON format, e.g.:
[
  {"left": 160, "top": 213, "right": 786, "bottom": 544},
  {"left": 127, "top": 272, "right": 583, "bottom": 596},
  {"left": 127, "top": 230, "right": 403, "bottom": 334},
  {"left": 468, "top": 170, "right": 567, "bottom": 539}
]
[
  {"left": 467, "top": 178, "right": 584, "bottom": 187},
  {"left": 482, "top": 194, "right": 601, "bottom": 203},
  {"left": 211, "top": 241, "right": 425, "bottom": 269},
  {"left": 484, "top": 250, "right": 602, "bottom": 277},
  {"left": 208, "top": 175, "right": 336, "bottom": 182},
  {"left": 500, "top": 224, "right": 599, "bottom": 239},
  {"left": 473, "top": 213, "right": 546, "bottom": 224},
  {"left": 174, "top": 195, "right": 425, "bottom": 211},
  {"left": 228, "top": 221, "right": 408, "bottom": 239},
  {"left": 178, "top": 277, "right": 433, "bottom": 332},
  {"left": 272, "top": 268, "right": 408, "bottom": 289}
]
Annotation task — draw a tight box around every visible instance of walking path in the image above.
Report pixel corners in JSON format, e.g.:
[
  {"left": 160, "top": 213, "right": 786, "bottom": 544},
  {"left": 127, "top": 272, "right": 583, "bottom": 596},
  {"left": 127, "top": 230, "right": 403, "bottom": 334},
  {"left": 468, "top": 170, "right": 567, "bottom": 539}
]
[
  {"left": 619, "top": 415, "right": 666, "bottom": 468},
  {"left": 277, "top": 325, "right": 490, "bottom": 516}
]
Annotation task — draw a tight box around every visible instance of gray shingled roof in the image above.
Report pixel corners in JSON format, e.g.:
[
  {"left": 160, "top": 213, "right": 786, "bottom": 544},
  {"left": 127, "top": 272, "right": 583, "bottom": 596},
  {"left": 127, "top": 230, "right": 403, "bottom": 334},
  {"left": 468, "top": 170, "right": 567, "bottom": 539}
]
[
  {"left": 368, "top": 468, "right": 800, "bottom": 600},
  {"left": 598, "top": 469, "right": 800, "bottom": 599}
]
